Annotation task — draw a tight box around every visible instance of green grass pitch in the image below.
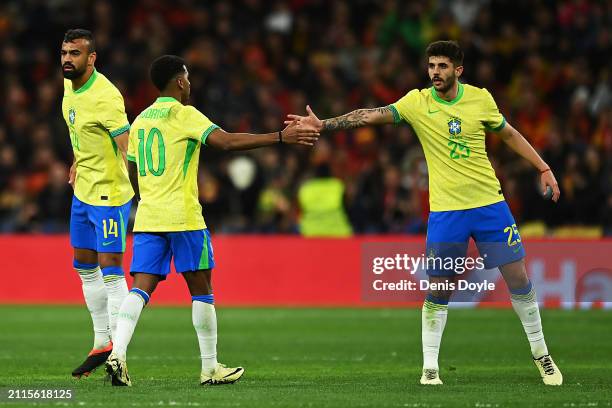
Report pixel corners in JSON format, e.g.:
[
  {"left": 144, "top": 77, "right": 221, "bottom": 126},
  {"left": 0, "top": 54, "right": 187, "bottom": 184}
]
[{"left": 1, "top": 306, "right": 611, "bottom": 407}]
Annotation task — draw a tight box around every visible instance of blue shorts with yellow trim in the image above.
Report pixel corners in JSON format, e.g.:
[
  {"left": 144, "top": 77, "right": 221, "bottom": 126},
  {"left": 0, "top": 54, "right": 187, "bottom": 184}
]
[
  {"left": 130, "top": 230, "right": 215, "bottom": 279},
  {"left": 426, "top": 200, "right": 525, "bottom": 276},
  {"left": 70, "top": 195, "right": 131, "bottom": 253}
]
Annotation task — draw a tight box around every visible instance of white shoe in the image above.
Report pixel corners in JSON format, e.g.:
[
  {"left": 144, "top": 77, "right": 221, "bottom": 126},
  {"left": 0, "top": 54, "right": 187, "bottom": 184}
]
[
  {"left": 420, "top": 368, "right": 443, "bottom": 385},
  {"left": 200, "top": 363, "right": 244, "bottom": 385},
  {"left": 105, "top": 352, "right": 131, "bottom": 386},
  {"left": 534, "top": 355, "right": 563, "bottom": 385}
]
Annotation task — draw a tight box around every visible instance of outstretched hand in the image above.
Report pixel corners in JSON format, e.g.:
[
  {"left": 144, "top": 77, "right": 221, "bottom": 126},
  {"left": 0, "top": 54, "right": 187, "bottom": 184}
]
[
  {"left": 281, "top": 119, "right": 320, "bottom": 146},
  {"left": 285, "top": 105, "right": 323, "bottom": 132}
]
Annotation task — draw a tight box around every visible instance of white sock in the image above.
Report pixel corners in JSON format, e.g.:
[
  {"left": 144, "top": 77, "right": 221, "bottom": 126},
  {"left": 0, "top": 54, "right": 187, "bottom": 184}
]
[
  {"left": 113, "top": 290, "right": 147, "bottom": 360},
  {"left": 75, "top": 263, "right": 111, "bottom": 349},
  {"left": 510, "top": 282, "right": 549, "bottom": 358},
  {"left": 422, "top": 297, "right": 448, "bottom": 370},
  {"left": 102, "top": 272, "right": 129, "bottom": 340},
  {"left": 192, "top": 300, "right": 218, "bottom": 375}
]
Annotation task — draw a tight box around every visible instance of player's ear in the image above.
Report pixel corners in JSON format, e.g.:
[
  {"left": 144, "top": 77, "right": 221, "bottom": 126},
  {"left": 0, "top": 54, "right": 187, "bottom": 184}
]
[
  {"left": 455, "top": 65, "right": 464, "bottom": 78},
  {"left": 88, "top": 51, "right": 96, "bottom": 67}
]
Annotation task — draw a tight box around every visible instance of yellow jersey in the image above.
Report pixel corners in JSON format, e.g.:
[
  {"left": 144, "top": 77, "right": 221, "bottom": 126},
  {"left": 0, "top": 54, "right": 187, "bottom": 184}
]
[
  {"left": 62, "top": 69, "right": 133, "bottom": 206},
  {"left": 390, "top": 82, "right": 506, "bottom": 211},
  {"left": 128, "top": 97, "right": 219, "bottom": 232}
]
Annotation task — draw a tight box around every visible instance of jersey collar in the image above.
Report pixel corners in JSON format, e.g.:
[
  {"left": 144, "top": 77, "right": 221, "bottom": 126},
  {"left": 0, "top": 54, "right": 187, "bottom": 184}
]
[
  {"left": 431, "top": 81, "right": 464, "bottom": 105},
  {"left": 72, "top": 69, "right": 98, "bottom": 94},
  {"left": 156, "top": 96, "right": 179, "bottom": 103}
]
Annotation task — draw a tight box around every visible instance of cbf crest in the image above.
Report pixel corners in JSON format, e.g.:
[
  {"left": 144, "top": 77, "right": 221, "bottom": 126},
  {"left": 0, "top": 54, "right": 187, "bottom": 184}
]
[
  {"left": 69, "top": 108, "right": 76, "bottom": 125},
  {"left": 448, "top": 117, "right": 461, "bottom": 136}
]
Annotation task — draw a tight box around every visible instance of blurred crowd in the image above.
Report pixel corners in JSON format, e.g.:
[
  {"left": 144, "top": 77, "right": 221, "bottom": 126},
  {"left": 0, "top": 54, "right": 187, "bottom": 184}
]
[{"left": 0, "top": 0, "right": 610, "bottom": 235}]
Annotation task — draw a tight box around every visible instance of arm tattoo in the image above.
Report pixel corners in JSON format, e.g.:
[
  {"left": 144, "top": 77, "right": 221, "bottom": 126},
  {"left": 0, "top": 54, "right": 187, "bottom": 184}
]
[{"left": 322, "top": 106, "right": 391, "bottom": 131}]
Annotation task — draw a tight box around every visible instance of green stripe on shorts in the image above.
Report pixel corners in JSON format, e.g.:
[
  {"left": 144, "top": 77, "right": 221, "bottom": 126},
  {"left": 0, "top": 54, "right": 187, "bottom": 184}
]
[{"left": 198, "top": 232, "right": 210, "bottom": 270}]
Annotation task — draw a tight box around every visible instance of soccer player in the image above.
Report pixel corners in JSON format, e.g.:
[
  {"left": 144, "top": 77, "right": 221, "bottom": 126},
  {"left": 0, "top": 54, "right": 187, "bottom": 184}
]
[
  {"left": 287, "top": 41, "right": 563, "bottom": 386},
  {"left": 61, "top": 29, "right": 132, "bottom": 377},
  {"left": 104, "top": 55, "right": 318, "bottom": 386}
]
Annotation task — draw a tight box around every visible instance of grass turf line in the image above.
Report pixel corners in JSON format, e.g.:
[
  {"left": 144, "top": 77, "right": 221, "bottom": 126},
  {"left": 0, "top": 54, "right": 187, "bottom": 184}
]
[{"left": 0, "top": 306, "right": 611, "bottom": 407}]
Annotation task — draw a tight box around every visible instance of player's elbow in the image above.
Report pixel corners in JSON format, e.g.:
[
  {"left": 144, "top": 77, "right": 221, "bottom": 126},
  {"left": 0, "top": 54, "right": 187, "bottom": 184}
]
[{"left": 216, "top": 138, "right": 234, "bottom": 151}]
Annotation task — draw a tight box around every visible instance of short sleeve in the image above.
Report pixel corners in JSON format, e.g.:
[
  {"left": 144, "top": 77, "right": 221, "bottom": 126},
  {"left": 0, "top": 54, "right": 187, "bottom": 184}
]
[
  {"left": 389, "top": 89, "right": 420, "bottom": 125},
  {"left": 482, "top": 89, "right": 506, "bottom": 132},
  {"left": 177, "top": 106, "right": 219, "bottom": 145},
  {"left": 99, "top": 91, "right": 131, "bottom": 137}
]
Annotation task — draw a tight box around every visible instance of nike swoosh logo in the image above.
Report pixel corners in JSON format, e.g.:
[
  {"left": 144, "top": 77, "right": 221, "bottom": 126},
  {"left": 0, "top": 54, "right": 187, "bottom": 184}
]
[
  {"left": 428, "top": 108, "right": 440, "bottom": 114},
  {"left": 102, "top": 241, "right": 117, "bottom": 246},
  {"left": 223, "top": 368, "right": 242, "bottom": 378}
]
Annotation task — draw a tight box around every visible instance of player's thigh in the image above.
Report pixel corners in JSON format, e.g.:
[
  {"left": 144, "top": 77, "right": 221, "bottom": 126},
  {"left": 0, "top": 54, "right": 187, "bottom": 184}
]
[
  {"left": 70, "top": 195, "right": 97, "bottom": 253},
  {"left": 426, "top": 209, "right": 470, "bottom": 277},
  {"left": 169, "top": 229, "right": 215, "bottom": 295},
  {"left": 89, "top": 199, "right": 132, "bottom": 255},
  {"left": 470, "top": 201, "right": 525, "bottom": 269},
  {"left": 130, "top": 232, "right": 172, "bottom": 282}
]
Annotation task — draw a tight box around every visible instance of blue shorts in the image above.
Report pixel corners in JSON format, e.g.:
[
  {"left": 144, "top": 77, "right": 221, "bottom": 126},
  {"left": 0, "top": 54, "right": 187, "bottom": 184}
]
[
  {"left": 426, "top": 200, "right": 525, "bottom": 276},
  {"left": 70, "top": 195, "right": 132, "bottom": 253},
  {"left": 130, "top": 230, "right": 215, "bottom": 279}
]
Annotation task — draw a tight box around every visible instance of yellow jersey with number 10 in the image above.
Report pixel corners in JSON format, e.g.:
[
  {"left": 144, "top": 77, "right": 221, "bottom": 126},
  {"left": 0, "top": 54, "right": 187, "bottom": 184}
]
[
  {"left": 62, "top": 69, "right": 133, "bottom": 206},
  {"left": 128, "top": 97, "right": 219, "bottom": 232},
  {"left": 389, "top": 82, "right": 506, "bottom": 212}
]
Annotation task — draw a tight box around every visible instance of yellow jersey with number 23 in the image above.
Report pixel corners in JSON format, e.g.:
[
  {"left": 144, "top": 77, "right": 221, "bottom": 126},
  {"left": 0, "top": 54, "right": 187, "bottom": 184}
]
[{"left": 389, "top": 82, "right": 506, "bottom": 212}]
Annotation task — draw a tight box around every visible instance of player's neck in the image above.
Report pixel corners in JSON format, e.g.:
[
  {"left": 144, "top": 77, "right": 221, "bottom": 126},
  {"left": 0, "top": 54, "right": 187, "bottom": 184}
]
[
  {"left": 435, "top": 81, "right": 459, "bottom": 102},
  {"left": 71, "top": 67, "right": 95, "bottom": 91},
  {"left": 159, "top": 90, "right": 183, "bottom": 103}
]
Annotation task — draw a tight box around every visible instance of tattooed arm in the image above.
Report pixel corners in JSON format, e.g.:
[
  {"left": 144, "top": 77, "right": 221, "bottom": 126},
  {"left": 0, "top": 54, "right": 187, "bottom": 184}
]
[{"left": 286, "top": 105, "right": 396, "bottom": 132}]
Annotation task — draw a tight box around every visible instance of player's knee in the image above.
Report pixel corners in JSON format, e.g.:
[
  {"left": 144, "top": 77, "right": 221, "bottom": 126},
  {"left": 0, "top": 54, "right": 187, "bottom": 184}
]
[
  {"left": 132, "top": 273, "right": 161, "bottom": 295},
  {"left": 98, "top": 252, "right": 123, "bottom": 268},
  {"left": 428, "top": 291, "right": 451, "bottom": 302},
  {"left": 74, "top": 248, "right": 98, "bottom": 265}
]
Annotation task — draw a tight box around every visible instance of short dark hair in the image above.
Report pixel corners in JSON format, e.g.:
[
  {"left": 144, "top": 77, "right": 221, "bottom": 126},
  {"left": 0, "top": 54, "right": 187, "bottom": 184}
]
[
  {"left": 425, "top": 41, "right": 464, "bottom": 66},
  {"left": 63, "top": 29, "right": 95, "bottom": 53},
  {"left": 149, "top": 55, "right": 186, "bottom": 91}
]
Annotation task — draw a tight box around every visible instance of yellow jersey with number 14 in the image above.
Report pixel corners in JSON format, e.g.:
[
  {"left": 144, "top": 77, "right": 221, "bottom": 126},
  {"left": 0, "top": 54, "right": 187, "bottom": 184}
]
[
  {"left": 62, "top": 69, "right": 133, "bottom": 206},
  {"left": 389, "top": 82, "right": 506, "bottom": 212},
  {"left": 128, "top": 97, "right": 219, "bottom": 232}
]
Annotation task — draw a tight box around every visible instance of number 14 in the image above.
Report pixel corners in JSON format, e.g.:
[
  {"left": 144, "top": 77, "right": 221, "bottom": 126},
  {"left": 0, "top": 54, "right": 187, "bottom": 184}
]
[{"left": 102, "top": 218, "right": 119, "bottom": 239}]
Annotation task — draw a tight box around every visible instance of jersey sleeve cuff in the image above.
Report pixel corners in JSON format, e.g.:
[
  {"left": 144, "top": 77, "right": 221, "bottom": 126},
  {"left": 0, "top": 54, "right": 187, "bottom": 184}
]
[
  {"left": 127, "top": 154, "right": 136, "bottom": 162},
  {"left": 485, "top": 117, "right": 506, "bottom": 132},
  {"left": 388, "top": 104, "right": 402, "bottom": 125},
  {"left": 201, "top": 124, "right": 220, "bottom": 145},
  {"left": 110, "top": 124, "right": 131, "bottom": 138}
]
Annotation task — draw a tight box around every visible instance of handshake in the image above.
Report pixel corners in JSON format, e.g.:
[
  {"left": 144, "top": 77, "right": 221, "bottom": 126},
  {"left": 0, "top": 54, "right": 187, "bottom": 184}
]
[{"left": 281, "top": 106, "right": 323, "bottom": 147}]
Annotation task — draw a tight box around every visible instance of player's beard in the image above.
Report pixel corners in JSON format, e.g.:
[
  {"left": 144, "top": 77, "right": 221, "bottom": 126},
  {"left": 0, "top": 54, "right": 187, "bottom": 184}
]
[
  {"left": 62, "top": 64, "right": 85, "bottom": 79},
  {"left": 433, "top": 74, "right": 456, "bottom": 94}
]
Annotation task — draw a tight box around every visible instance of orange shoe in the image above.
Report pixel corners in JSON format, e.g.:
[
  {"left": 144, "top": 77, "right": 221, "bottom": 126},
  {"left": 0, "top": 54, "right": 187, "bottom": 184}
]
[{"left": 72, "top": 342, "right": 113, "bottom": 378}]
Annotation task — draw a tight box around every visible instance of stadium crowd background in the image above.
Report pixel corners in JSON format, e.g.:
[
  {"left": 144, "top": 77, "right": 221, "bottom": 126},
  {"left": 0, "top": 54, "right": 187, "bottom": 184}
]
[{"left": 0, "top": 0, "right": 610, "bottom": 235}]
